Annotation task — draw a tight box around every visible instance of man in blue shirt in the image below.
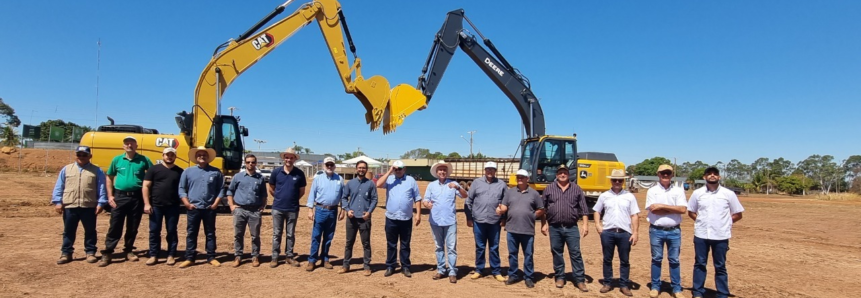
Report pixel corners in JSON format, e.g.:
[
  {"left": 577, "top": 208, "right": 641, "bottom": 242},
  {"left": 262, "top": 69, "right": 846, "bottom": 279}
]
[
  {"left": 423, "top": 162, "right": 467, "bottom": 283},
  {"left": 339, "top": 160, "right": 378, "bottom": 276},
  {"left": 177, "top": 146, "right": 224, "bottom": 268},
  {"left": 268, "top": 147, "right": 307, "bottom": 268},
  {"left": 305, "top": 157, "right": 343, "bottom": 271},
  {"left": 376, "top": 160, "right": 422, "bottom": 278},
  {"left": 52, "top": 146, "right": 108, "bottom": 265},
  {"left": 227, "top": 154, "right": 268, "bottom": 267},
  {"left": 465, "top": 161, "right": 507, "bottom": 282}
]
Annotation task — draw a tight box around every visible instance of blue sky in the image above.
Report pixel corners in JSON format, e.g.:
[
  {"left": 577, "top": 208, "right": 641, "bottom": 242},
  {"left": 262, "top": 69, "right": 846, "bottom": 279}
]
[{"left": 2, "top": 0, "right": 859, "bottom": 167}]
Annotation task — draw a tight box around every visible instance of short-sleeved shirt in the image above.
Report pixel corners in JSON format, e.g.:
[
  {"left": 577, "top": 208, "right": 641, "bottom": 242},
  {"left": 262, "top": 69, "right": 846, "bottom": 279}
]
[
  {"left": 226, "top": 171, "right": 267, "bottom": 207},
  {"left": 423, "top": 179, "right": 461, "bottom": 227},
  {"left": 107, "top": 153, "right": 153, "bottom": 191},
  {"left": 502, "top": 187, "right": 544, "bottom": 235},
  {"left": 269, "top": 166, "right": 307, "bottom": 212},
  {"left": 645, "top": 183, "right": 687, "bottom": 227},
  {"left": 593, "top": 189, "right": 640, "bottom": 234},
  {"left": 688, "top": 186, "right": 745, "bottom": 240},
  {"left": 543, "top": 182, "right": 589, "bottom": 226},
  {"left": 143, "top": 164, "right": 183, "bottom": 207},
  {"left": 384, "top": 175, "right": 421, "bottom": 221},
  {"left": 465, "top": 177, "right": 507, "bottom": 224}
]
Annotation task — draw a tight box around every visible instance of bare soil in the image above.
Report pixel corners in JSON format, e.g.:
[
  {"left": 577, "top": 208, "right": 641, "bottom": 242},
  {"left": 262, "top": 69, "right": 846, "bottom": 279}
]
[{"left": 0, "top": 172, "right": 859, "bottom": 298}]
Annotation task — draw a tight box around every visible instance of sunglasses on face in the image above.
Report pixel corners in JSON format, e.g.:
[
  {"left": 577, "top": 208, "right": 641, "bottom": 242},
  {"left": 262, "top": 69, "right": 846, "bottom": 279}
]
[
  {"left": 245, "top": 161, "right": 257, "bottom": 164},
  {"left": 659, "top": 171, "right": 673, "bottom": 176},
  {"left": 357, "top": 167, "right": 368, "bottom": 170},
  {"left": 325, "top": 163, "right": 335, "bottom": 167},
  {"left": 76, "top": 153, "right": 89, "bottom": 157},
  {"left": 611, "top": 179, "right": 624, "bottom": 183},
  {"left": 393, "top": 168, "right": 404, "bottom": 171}
]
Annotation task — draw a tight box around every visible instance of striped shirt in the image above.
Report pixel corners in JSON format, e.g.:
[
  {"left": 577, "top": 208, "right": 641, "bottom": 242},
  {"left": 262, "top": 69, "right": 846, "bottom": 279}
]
[{"left": 543, "top": 181, "right": 589, "bottom": 226}]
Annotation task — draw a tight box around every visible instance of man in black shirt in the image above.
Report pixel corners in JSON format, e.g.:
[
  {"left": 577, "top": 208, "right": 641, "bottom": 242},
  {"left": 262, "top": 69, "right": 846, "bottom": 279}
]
[{"left": 142, "top": 147, "right": 184, "bottom": 266}]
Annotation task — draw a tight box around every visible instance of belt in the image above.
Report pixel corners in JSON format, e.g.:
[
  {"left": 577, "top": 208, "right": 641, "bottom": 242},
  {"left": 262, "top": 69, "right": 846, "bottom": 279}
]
[
  {"left": 238, "top": 204, "right": 261, "bottom": 210},
  {"left": 114, "top": 190, "right": 140, "bottom": 196},
  {"left": 650, "top": 224, "right": 680, "bottom": 231},
  {"left": 315, "top": 203, "right": 338, "bottom": 210},
  {"left": 605, "top": 228, "right": 629, "bottom": 233},
  {"left": 550, "top": 222, "right": 577, "bottom": 228}
]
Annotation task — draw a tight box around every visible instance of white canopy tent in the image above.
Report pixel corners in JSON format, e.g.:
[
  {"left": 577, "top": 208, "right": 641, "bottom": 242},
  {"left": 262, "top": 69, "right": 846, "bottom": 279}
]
[{"left": 341, "top": 155, "right": 384, "bottom": 167}]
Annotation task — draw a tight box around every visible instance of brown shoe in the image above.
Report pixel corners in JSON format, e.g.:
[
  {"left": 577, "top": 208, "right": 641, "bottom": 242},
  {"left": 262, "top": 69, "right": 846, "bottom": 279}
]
[
  {"left": 433, "top": 273, "right": 444, "bottom": 280},
  {"left": 146, "top": 257, "right": 157, "bottom": 266},
  {"left": 97, "top": 255, "right": 111, "bottom": 267},
  {"left": 305, "top": 262, "right": 315, "bottom": 272},
  {"left": 576, "top": 282, "right": 589, "bottom": 292},
  {"left": 323, "top": 261, "right": 334, "bottom": 269},
  {"left": 251, "top": 257, "right": 260, "bottom": 267},
  {"left": 166, "top": 256, "right": 176, "bottom": 266},
  {"left": 600, "top": 284, "right": 612, "bottom": 293},
  {"left": 57, "top": 254, "right": 72, "bottom": 265},
  {"left": 649, "top": 289, "right": 660, "bottom": 298},
  {"left": 178, "top": 260, "right": 193, "bottom": 268},
  {"left": 449, "top": 276, "right": 457, "bottom": 283},
  {"left": 555, "top": 279, "right": 565, "bottom": 288},
  {"left": 232, "top": 256, "right": 241, "bottom": 267},
  {"left": 338, "top": 266, "right": 349, "bottom": 274},
  {"left": 208, "top": 259, "right": 221, "bottom": 267},
  {"left": 285, "top": 258, "right": 300, "bottom": 267},
  {"left": 363, "top": 268, "right": 372, "bottom": 276},
  {"left": 126, "top": 252, "right": 139, "bottom": 262},
  {"left": 270, "top": 260, "right": 279, "bottom": 268},
  {"left": 85, "top": 254, "right": 98, "bottom": 264},
  {"left": 620, "top": 287, "right": 633, "bottom": 297}
]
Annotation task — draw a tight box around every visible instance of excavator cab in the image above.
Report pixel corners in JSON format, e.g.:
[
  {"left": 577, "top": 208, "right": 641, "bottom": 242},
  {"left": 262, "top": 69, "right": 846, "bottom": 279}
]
[
  {"left": 517, "top": 135, "right": 578, "bottom": 191},
  {"left": 177, "top": 112, "right": 248, "bottom": 175}
]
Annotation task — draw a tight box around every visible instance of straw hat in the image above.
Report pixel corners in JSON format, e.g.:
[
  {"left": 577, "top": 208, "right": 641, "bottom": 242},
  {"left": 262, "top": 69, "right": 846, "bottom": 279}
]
[
  {"left": 280, "top": 147, "right": 300, "bottom": 160},
  {"left": 188, "top": 146, "right": 216, "bottom": 164},
  {"left": 607, "top": 169, "right": 629, "bottom": 179},
  {"left": 430, "top": 161, "right": 453, "bottom": 178}
]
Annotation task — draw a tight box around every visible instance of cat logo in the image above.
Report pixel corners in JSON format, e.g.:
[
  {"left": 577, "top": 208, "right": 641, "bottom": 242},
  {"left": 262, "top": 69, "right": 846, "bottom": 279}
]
[
  {"left": 252, "top": 33, "right": 274, "bottom": 50},
  {"left": 155, "top": 138, "right": 179, "bottom": 149}
]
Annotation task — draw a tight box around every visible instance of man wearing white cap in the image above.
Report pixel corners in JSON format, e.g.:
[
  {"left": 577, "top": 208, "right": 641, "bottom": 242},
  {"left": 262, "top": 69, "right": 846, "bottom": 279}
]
[
  {"left": 645, "top": 164, "right": 687, "bottom": 298},
  {"left": 423, "top": 161, "right": 467, "bottom": 283},
  {"left": 465, "top": 161, "right": 507, "bottom": 282},
  {"left": 496, "top": 169, "right": 544, "bottom": 288},
  {"left": 177, "top": 146, "right": 224, "bottom": 268},
  {"left": 305, "top": 156, "right": 344, "bottom": 271},
  {"left": 53, "top": 146, "right": 108, "bottom": 265},
  {"left": 593, "top": 169, "right": 640, "bottom": 296},
  {"left": 99, "top": 135, "right": 153, "bottom": 267},
  {"left": 376, "top": 160, "right": 422, "bottom": 278},
  {"left": 142, "top": 147, "right": 184, "bottom": 266}
]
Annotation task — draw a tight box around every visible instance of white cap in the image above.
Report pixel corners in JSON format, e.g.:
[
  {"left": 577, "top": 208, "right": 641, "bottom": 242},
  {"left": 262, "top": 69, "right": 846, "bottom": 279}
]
[
  {"left": 392, "top": 160, "right": 405, "bottom": 168},
  {"left": 123, "top": 136, "right": 137, "bottom": 142},
  {"left": 323, "top": 156, "right": 336, "bottom": 164},
  {"left": 484, "top": 161, "right": 497, "bottom": 169},
  {"left": 515, "top": 169, "right": 530, "bottom": 177},
  {"left": 162, "top": 147, "right": 177, "bottom": 154}
]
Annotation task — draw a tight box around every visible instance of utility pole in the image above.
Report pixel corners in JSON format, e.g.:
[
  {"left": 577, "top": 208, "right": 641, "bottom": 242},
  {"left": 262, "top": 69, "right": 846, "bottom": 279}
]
[
  {"left": 461, "top": 130, "right": 476, "bottom": 158},
  {"left": 252, "top": 139, "right": 266, "bottom": 150},
  {"left": 95, "top": 38, "right": 100, "bottom": 128}
]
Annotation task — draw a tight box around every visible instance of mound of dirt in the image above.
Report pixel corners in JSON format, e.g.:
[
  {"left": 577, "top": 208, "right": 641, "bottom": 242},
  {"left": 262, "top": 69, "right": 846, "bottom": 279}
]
[{"left": 0, "top": 146, "right": 16, "bottom": 154}]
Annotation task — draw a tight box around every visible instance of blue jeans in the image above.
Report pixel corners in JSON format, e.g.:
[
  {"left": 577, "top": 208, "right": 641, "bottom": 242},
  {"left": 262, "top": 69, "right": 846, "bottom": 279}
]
[
  {"left": 148, "top": 205, "right": 180, "bottom": 257},
  {"left": 473, "top": 222, "right": 502, "bottom": 275},
  {"left": 600, "top": 229, "right": 632, "bottom": 287},
  {"left": 385, "top": 218, "right": 413, "bottom": 269},
  {"left": 185, "top": 208, "right": 217, "bottom": 261},
  {"left": 308, "top": 207, "right": 337, "bottom": 264},
  {"left": 431, "top": 224, "right": 458, "bottom": 276},
  {"left": 62, "top": 207, "right": 98, "bottom": 255},
  {"left": 650, "top": 227, "right": 682, "bottom": 293},
  {"left": 549, "top": 224, "right": 586, "bottom": 282},
  {"left": 507, "top": 233, "right": 535, "bottom": 280},
  {"left": 692, "top": 237, "right": 730, "bottom": 298}
]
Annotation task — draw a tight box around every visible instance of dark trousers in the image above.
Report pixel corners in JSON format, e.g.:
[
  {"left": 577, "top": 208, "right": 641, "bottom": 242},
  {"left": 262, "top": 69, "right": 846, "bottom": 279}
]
[
  {"left": 308, "top": 207, "right": 337, "bottom": 264},
  {"left": 600, "top": 229, "right": 632, "bottom": 287},
  {"left": 549, "top": 224, "right": 586, "bottom": 282},
  {"left": 693, "top": 237, "right": 730, "bottom": 298},
  {"left": 62, "top": 207, "right": 98, "bottom": 255},
  {"left": 344, "top": 217, "right": 372, "bottom": 269},
  {"left": 103, "top": 192, "right": 143, "bottom": 254},
  {"left": 507, "top": 232, "right": 535, "bottom": 280},
  {"left": 473, "top": 222, "right": 502, "bottom": 275},
  {"left": 384, "top": 217, "right": 412, "bottom": 269},
  {"left": 185, "top": 208, "right": 217, "bottom": 261},
  {"left": 148, "top": 205, "right": 180, "bottom": 257}
]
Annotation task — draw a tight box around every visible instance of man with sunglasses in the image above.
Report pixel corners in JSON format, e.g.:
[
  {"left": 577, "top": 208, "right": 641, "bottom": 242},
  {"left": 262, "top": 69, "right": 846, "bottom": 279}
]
[
  {"left": 376, "top": 160, "right": 422, "bottom": 278},
  {"left": 53, "top": 146, "right": 108, "bottom": 265},
  {"left": 227, "top": 154, "right": 267, "bottom": 267},
  {"left": 645, "top": 164, "right": 687, "bottom": 298},
  {"left": 305, "top": 157, "right": 344, "bottom": 271},
  {"left": 142, "top": 147, "right": 184, "bottom": 266},
  {"left": 593, "top": 169, "right": 640, "bottom": 296},
  {"left": 540, "top": 164, "right": 590, "bottom": 291},
  {"left": 339, "top": 160, "right": 378, "bottom": 276},
  {"left": 99, "top": 136, "right": 153, "bottom": 267}
]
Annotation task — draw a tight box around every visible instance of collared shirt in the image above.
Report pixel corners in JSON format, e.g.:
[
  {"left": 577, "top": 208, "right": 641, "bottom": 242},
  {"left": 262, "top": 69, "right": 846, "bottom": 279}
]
[
  {"left": 226, "top": 170, "right": 267, "bottom": 207},
  {"left": 269, "top": 166, "right": 307, "bottom": 212},
  {"left": 178, "top": 165, "right": 224, "bottom": 209},
  {"left": 384, "top": 174, "right": 421, "bottom": 221},
  {"left": 51, "top": 162, "right": 108, "bottom": 206},
  {"left": 688, "top": 185, "right": 745, "bottom": 240},
  {"left": 423, "top": 179, "right": 461, "bottom": 226},
  {"left": 465, "top": 177, "right": 507, "bottom": 224},
  {"left": 645, "top": 183, "right": 688, "bottom": 227},
  {"left": 593, "top": 189, "right": 640, "bottom": 234},
  {"left": 502, "top": 186, "right": 543, "bottom": 235},
  {"left": 342, "top": 177, "right": 378, "bottom": 217},
  {"left": 307, "top": 172, "right": 343, "bottom": 208},
  {"left": 106, "top": 153, "right": 152, "bottom": 191},
  {"left": 543, "top": 181, "right": 589, "bottom": 226}
]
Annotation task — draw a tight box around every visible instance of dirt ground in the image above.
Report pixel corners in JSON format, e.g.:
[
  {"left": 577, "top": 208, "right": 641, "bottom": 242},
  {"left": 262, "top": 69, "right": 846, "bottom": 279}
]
[{"left": 0, "top": 172, "right": 859, "bottom": 298}]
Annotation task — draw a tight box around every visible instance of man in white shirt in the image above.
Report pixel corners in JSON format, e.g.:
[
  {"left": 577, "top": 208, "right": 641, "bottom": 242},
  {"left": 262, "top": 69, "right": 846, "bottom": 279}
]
[
  {"left": 593, "top": 169, "right": 639, "bottom": 297},
  {"left": 645, "top": 164, "right": 687, "bottom": 298},
  {"left": 687, "top": 166, "right": 744, "bottom": 298}
]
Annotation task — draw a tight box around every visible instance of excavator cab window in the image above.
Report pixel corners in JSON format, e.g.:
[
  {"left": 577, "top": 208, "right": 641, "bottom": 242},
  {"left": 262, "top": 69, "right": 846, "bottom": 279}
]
[
  {"left": 520, "top": 138, "right": 577, "bottom": 183},
  {"left": 204, "top": 116, "right": 244, "bottom": 170}
]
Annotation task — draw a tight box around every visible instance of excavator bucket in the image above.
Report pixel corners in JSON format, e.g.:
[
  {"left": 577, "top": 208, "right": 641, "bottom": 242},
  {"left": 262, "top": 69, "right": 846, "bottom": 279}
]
[
  {"left": 384, "top": 84, "right": 427, "bottom": 134},
  {"left": 353, "top": 75, "right": 391, "bottom": 131}
]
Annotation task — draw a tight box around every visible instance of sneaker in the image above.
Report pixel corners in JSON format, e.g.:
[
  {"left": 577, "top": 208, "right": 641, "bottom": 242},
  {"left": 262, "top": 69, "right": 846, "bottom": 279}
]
[
  {"left": 493, "top": 275, "right": 506, "bottom": 282},
  {"left": 305, "top": 262, "right": 315, "bottom": 272},
  {"left": 166, "top": 256, "right": 176, "bottom": 266},
  {"left": 232, "top": 256, "right": 241, "bottom": 267},
  {"left": 649, "top": 289, "right": 660, "bottom": 298},
  {"left": 363, "top": 268, "right": 372, "bottom": 276},
  {"left": 178, "top": 260, "right": 193, "bottom": 268},
  {"left": 402, "top": 267, "right": 412, "bottom": 278},
  {"left": 449, "top": 275, "right": 457, "bottom": 283},
  {"left": 384, "top": 268, "right": 394, "bottom": 277},
  {"left": 57, "top": 254, "right": 72, "bottom": 265},
  {"left": 85, "top": 254, "right": 98, "bottom": 264},
  {"left": 525, "top": 279, "right": 535, "bottom": 288},
  {"left": 126, "top": 252, "right": 139, "bottom": 262},
  {"left": 469, "top": 272, "right": 484, "bottom": 279},
  {"left": 98, "top": 255, "right": 111, "bottom": 267},
  {"left": 146, "top": 257, "right": 157, "bottom": 266},
  {"left": 323, "top": 261, "right": 334, "bottom": 269},
  {"left": 208, "top": 259, "right": 221, "bottom": 267},
  {"left": 337, "top": 267, "right": 349, "bottom": 274},
  {"left": 251, "top": 257, "right": 260, "bottom": 267}
]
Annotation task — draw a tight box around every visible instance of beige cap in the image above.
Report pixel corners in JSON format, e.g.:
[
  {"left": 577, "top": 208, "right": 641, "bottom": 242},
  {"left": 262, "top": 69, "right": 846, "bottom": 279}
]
[
  {"left": 657, "top": 164, "right": 674, "bottom": 173},
  {"left": 162, "top": 147, "right": 177, "bottom": 154},
  {"left": 323, "top": 156, "right": 336, "bottom": 164}
]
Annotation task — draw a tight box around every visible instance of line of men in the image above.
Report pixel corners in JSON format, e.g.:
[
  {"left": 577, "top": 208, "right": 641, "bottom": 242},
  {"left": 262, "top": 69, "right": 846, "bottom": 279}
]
[{"left": 55, "top": 140, "right": 743, "bottom": 298}]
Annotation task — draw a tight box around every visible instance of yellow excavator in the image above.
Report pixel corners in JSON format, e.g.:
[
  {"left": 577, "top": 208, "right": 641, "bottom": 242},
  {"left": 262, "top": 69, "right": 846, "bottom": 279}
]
[{"left": 81, "top": 0, "right": 425, "bottom": 177}]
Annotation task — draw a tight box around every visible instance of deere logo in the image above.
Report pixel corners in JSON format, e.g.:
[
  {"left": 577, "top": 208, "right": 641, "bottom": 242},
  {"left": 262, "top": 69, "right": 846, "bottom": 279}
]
[
  {"left": 252, "top": 33, "right": 274, "bottom": 50},
  {"left": 155, "top": 138, "right": 179, "bottom": 149}
]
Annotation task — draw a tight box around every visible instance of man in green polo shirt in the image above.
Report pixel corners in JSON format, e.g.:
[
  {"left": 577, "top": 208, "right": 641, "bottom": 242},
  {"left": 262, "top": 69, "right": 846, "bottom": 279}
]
[{"left": 99, "top": 136, "right": 153, "bottom": 267}]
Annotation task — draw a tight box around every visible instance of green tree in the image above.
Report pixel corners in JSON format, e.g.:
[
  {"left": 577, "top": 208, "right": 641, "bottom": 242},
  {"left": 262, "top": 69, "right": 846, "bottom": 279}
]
[
  {"left": 447, "top": 152, "right": 462, "bottom": 159},
  {"left": 338, "top": 150, "right": 365, "bottom": 161},
  {"left": 843, "top": 155, "right": 861, "bottom": 192},
  {"left": 1, "top": 126, "right": 18, "bottom": 146},
  {"left": 632, "top": 157, "right": 672, "bottom": 176},
  {"left": 38, "top": 120, "right": 94, "bottom": 142},
  {"left": 776, "top": 175, "right": 806, "bottom": 195},
  {"left": 401, "top": 148, "right": 431, "bottom": 159},
  {"left": 429, "top": 151, "right": 446, "bottom": 160},
  {"left": 0, "top": 98, "right": 21, "bottom": 128},
  {"left": 292, "top": 145, "right": 313, "bottom": 154},
  {"left": 797, "top": 154, "right": 840, "bottom": 194},
  {"left": 689, "top": 167, "right": 706, "bottom": 183}
]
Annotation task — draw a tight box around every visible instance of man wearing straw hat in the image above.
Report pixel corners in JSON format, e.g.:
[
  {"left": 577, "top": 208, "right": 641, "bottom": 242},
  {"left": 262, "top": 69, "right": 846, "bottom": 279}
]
[
  {"left": 465, "top": 161, "right": 507, "bottom": 282},
  {"left": 268, "top": 147, "right": 307, "bottom": 268},
  {"left": 423, "top": 161, "right": 467, "bottom": 283},
  {"left": 645, "top": 164, "right": 687, "bottom": 298},
  {"left": 177, "top": 146, "right": 224, "bottom": 268},
  {"left": 593, "top": 169, "right": 640, "bottom": 297},
  {"left": 496, "top": 169, "right": 544, "bottom": 288}
]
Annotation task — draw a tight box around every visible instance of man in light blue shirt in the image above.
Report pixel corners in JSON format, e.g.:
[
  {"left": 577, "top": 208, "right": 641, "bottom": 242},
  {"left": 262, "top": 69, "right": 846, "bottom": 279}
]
[
  {"left": 305, "top": 157, "right": 343, "bottom": 271},
  {"left": 52, "top": 146, "right": 108, "bottom": 265},
  {"left": 177, "top": 146, "right": 224, "bottom": 268},
  {"left": 376, "top": 160, "right": 422, "bottom": 278},
  {"left": 423, "top": 162, "right": 466, "bottom": 283}
]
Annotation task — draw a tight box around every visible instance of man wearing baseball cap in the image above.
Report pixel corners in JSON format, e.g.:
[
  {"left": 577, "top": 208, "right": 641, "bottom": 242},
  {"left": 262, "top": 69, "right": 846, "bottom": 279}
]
[
  {"left": 141, "top": 147, "right": 184, "bottom": 266},
  {"left": 376, "top": 160, "right": 422, "bottom": 277},
  {"left": 305, "top": 156, "right": 344, "bottom": 271},
  {"left": 496, "top": 169, "right": 544, "bottom": 288},
  {"left": 53, "top": 146, "right": 108, "bottom": 265},
  {"left": 465, "top": 161, "right": 507, "bottom": 282},
  {"left": 645, "top": 164, "right": 687, "bottom": 298}
]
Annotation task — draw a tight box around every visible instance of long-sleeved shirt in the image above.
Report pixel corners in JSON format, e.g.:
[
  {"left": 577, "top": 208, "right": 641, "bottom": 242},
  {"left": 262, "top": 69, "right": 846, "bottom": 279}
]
[
  {"left": 465, "top": 177, "right": 507, "bottom": 224},
  {"left": 423, "top": 179, "right": 461, "bottom": 227},
  {"left": 51, "top": 162, "right": 108, "bottom": 206},
  {"left": 543, "top": 181, "right": 589, "bottom": 226},
  {"left": 226, "top": 171, "right": 267, "bottom": 207},
  {"left": 384, "top": 174, "right": 421, "bottom": 220},
  {"left": 341, "top": 177, "right": 378, "bottom": 217},
  {"left": 306, "top": 172, "right": 343, "bottom": 208},
  {"left": 178, "top": 165, "right": 224, "bottom": 209}
]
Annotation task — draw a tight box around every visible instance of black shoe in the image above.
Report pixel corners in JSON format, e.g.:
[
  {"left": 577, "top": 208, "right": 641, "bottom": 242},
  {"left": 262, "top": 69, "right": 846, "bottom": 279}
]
[
  {"left": 402, "top": 267, "right": 412, "bottom": 278},
  {"left": 384, "top": 268, "right": 394, "bottom": 277},
  {"left": 505, "top": 276, "right": 520, "bottom": 285},
  {"left": 525, "top": 279, "right": 535, "bottom": 288}
]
